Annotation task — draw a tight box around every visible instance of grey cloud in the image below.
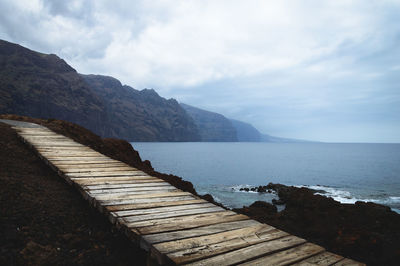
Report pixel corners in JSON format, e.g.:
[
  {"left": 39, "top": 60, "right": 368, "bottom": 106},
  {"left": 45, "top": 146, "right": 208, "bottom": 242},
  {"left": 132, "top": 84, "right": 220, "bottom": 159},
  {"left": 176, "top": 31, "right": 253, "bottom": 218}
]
[{"left": 0, "top": 0, "right": 399, "bottom": 142}]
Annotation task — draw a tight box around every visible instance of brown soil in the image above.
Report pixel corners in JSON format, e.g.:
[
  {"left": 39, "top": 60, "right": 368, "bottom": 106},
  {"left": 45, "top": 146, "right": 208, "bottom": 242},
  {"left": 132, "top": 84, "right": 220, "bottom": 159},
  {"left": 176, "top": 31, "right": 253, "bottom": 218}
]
[{"left": 0, "top": 121, "right": 148, "bottom": 265}]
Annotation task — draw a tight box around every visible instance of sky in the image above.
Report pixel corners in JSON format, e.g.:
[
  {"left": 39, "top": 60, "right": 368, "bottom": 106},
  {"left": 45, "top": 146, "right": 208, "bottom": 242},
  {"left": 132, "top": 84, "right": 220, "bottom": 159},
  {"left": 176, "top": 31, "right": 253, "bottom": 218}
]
[{"left": 1, "top": 0, "right": 399, "bottom": 143}]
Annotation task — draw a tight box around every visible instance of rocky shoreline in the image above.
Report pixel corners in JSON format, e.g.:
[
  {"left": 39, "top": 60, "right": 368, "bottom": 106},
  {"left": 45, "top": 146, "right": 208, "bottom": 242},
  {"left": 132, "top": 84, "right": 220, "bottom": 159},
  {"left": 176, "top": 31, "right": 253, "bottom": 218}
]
[
  {"left": 1, "top": 114, "right": 399, "bottom": 265},
  {"left": 235, "top": 183, "right": 400, "bottom": 265}
]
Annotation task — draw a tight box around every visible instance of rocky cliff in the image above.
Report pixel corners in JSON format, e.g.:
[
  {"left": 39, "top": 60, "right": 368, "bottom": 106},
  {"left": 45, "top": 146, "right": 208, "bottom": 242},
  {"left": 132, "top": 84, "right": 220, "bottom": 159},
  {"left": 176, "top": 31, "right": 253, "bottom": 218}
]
[
  {"left": 230, "top": 119, "right": 261, "bottom": 142},
  {"left": 0, "top": 39, "right": 200, "bottom": 142},
  {"left": 82, "top": 75, "right": 200, "bottom": 141},
  {"left": 0, "top": 39, "right": 108, "bottom": 136},
  {"left": 180, "top": 103, "right": 237, "bottom": 141}
]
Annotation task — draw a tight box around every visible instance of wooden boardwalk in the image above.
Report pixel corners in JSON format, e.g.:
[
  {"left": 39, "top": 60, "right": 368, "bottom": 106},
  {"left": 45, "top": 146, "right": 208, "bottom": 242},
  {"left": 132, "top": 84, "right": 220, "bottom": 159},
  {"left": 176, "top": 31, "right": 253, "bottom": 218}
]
[{"left": 10, "top": 123, "right": 364, "bottom": 266}]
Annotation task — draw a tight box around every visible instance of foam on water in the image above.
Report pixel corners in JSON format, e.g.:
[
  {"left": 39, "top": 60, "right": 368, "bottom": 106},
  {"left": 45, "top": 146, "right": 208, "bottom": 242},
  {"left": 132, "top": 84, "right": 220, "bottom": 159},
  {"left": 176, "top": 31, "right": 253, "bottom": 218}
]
[{"left": 297, "top": 185, "right": 400, "bottom": 213}]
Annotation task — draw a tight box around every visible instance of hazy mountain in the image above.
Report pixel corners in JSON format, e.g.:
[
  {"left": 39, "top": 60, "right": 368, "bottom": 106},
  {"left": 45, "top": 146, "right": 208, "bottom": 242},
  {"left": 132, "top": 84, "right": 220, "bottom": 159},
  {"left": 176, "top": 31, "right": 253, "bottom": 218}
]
[
  {"left": 230, "top": 118, "right": 313, "bottom": 143},
  {"left": 0, "top": 39, "right": 200, "bottom": 141},
  {"left": 180, "top": 103, "right": 237, "bottom": 141},
  {"left": 230, "top": 119, "right": 261, "bottom": 142},
  {"left": 261, "top": 134, "right": 315, "bottom": 143}
]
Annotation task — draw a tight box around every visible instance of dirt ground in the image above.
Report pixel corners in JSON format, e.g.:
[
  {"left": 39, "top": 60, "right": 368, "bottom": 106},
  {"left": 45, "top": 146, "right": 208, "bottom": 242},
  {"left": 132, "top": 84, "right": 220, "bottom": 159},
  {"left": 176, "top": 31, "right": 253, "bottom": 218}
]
[{"left": 0, "top": 122, "right": 148, "bottom": 265}]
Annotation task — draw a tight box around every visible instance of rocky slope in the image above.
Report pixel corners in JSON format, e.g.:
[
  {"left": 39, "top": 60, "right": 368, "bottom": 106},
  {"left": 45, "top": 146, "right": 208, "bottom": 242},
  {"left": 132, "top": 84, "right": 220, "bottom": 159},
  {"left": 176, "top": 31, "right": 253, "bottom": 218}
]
[
  {"left": 82, "top": 75, "right": 200, "bottom": 141},
  {"left": 0, "top": 40, "right": 108, "bottom": 136},
  {"left": 0, "top": 39, "right": 200, "bottom": 142},
  {"left": 180, "top": 103, "right": 237, "bottom": 141}
]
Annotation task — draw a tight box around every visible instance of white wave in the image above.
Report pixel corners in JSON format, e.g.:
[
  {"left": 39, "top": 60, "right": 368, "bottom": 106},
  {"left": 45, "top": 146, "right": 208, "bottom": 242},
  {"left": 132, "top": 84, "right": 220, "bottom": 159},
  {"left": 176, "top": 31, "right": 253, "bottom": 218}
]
[
  {"left": 369, "top": 196, "right": 400, "bottom": 207},
  {"left": 211, "top": 195, "right": 222, "bottom": 203},
  {"left": 296, "top": 185, "right": 359, "bottom": 203},
  {"left": 297, "top": 185, "right": 400, "bottom": 209}
]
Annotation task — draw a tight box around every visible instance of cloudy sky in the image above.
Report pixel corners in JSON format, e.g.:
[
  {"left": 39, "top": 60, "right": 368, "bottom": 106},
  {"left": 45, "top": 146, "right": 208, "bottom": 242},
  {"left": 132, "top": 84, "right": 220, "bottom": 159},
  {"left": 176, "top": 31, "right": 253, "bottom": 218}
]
[{"left": 1, "top": 0, "right": 399, "bottom": 142}]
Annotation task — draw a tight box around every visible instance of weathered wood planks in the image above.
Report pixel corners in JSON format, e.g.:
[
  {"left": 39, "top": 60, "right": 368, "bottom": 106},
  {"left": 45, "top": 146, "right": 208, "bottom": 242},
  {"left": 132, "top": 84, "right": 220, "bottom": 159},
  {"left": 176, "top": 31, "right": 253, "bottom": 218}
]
[{"left": 10, "top": 124, "right": 365, "bottom": 266}]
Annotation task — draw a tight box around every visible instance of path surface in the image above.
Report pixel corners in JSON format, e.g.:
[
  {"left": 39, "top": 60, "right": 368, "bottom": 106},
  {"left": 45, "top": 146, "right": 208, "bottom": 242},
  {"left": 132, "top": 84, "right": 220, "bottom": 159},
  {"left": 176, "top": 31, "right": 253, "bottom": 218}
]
[{"left": 5, "top": 120, "right": 364, "bottom": 265}]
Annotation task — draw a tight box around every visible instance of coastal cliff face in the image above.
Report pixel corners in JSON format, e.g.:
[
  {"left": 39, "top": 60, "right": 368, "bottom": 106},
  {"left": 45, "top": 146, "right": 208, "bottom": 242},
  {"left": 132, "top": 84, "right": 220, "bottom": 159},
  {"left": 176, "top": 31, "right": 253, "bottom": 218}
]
[
  {"left": 0, "top": 40, "right": 200, "bottom": 142},
  {"left": 0, "top": 39, "right": 310, "bottom": 143},
  {"left": 230, "top": 119, "right": 261, "bottom": 142},
  {"left": 82, "top": 75, "right": 200, "bottom": 141},
  {"left": 0, "top": 40, "right": 108, "bottom": 136},
  {"left": 180, "top": 103, "right": 237, "bottom": 141}
]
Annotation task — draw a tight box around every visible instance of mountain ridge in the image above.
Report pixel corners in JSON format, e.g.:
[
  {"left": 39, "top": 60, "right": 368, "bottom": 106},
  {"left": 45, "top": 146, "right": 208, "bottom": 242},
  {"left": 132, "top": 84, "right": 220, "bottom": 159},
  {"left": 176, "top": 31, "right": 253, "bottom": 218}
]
[
  {"left": 0, "top": 39, "right": 200, "bottom": 142},
  {"left": 0, "top": 39, "right": 310, "bottom": 143}
]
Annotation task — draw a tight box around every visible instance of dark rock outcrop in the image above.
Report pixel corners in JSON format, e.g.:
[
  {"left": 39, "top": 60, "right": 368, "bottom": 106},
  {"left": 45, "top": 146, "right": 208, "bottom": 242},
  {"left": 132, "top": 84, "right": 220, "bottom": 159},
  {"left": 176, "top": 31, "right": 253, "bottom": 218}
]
[
  {"left": 180, "top": 103, "right": 237, "bottom": 141},
  {"left": 235, "top": 183, "right": 400, "bottom": 266}
]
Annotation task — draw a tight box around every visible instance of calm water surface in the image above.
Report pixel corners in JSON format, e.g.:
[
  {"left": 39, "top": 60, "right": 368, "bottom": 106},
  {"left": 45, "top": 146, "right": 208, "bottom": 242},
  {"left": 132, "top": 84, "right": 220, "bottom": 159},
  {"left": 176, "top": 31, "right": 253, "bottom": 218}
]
[{"left": 131, "top": 142, "right": 400, "bottom": 212}]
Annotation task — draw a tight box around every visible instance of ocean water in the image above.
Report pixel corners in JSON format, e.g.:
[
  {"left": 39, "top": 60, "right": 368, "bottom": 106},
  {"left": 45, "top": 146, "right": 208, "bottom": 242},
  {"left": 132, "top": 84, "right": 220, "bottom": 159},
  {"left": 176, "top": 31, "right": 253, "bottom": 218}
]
[{"left": 131, "top": 142, "right": 400, "bottom": 212}]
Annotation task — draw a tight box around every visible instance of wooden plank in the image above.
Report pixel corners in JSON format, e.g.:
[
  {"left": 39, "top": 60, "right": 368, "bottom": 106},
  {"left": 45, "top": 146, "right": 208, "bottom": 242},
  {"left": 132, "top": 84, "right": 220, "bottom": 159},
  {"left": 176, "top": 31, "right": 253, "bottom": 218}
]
[
  {"left": 24, "top": 138, "right": 71, "bottom": 141},
  {"left": 105, "top": 199, "right": 207, "bottom": 212},
  {"left": 84, "top": 182, "right": 171, "bottom": 190},
  {"left": 101, "top": 195, "right": 197, "bottom": 206},
  {"left": 14, "top": 127, "right": 53, "bottom": 131},
  {"left": 166, "top": 228, "right": 289, "bottom": 265},
  {"left": 128, "top": 211, "right": 239, "bottom": 230},
  {"left": 129, "top": 212, "right": 249, "bottom": 235},
  {"left": 33, "top": 144, "right": 86, "bottom": 148},
  {"left": 185, "top": 235, "right": 306, "bottom": 266},
  {"left": 42, "top": 150, "right": 104, "bottom": 154},
  {"left": 94, "top": 191, "right": 190, "bottom": 201},
  {"left": 121, "top": 206, "right": 224, "bottom": 223},
  {"left": 47, "top": 157, "right": 113, "bottom": 161},
  {"left": 89, "top": 188, "right": 179, "bottom": 197},
  {"left": 71, "top": 176, "right": 160, "bottom": 183},
  {"left": 17, "top": 130, "right": 56, "bottom": 135},
  {"left": 292, "top": 251, "right": 343, "bottom": 265},
  {"left": 41, "top": 152, "right": 103, "bottom": 156},
  {"left": 69, "top": 174, "right": 152, "bottom": 180},
  {"left": 31, "top": 141, "right": 83, "bottom": 145},
  {"left": 88, "top": 186, "right": 177, "bottom": 194},
  {"left": 142, "top": 219, "right": 260, "bottom": 245},
  {"left": 332, "top": 258, "right": 366, "bottom": 266},
  {"left": 65, "top": 171, "right": 148, "bottom": 177},
  {"left": 23, "top": 137, "right": 71, "bottom": 141},
  {"left": 239, "top": 242, "right": 324, "bottom": 266},
  {"left": 37, "top": 147, "right": 93, "bottom": 150},
  {"left": 62, "top": 166, "right": 137, "bottom": 173},
  {"left": 116, "top": 203, "right": 215, "bottom": 217},
  {"left": 24, "top": 138, "right": 77, "bottom": 142},
  {"left": 54, "top": 162, "right": 128, "bottom": 168},
  {"left": 50, "top": 159, "right": 118, "bottom": 164},
  {"left": 72, "top": 177, "right": 163, "bottom": 186},
  {"left": 156, "top": 223, "right": 275, "bottom": 253}
]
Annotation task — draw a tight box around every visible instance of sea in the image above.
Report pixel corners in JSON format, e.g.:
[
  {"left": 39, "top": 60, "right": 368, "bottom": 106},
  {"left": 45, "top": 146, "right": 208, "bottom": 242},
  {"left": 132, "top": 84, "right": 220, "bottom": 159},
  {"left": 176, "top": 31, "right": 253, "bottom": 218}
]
[{"left": 130, "top": 142, "right": 400, "bottom": 213}]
